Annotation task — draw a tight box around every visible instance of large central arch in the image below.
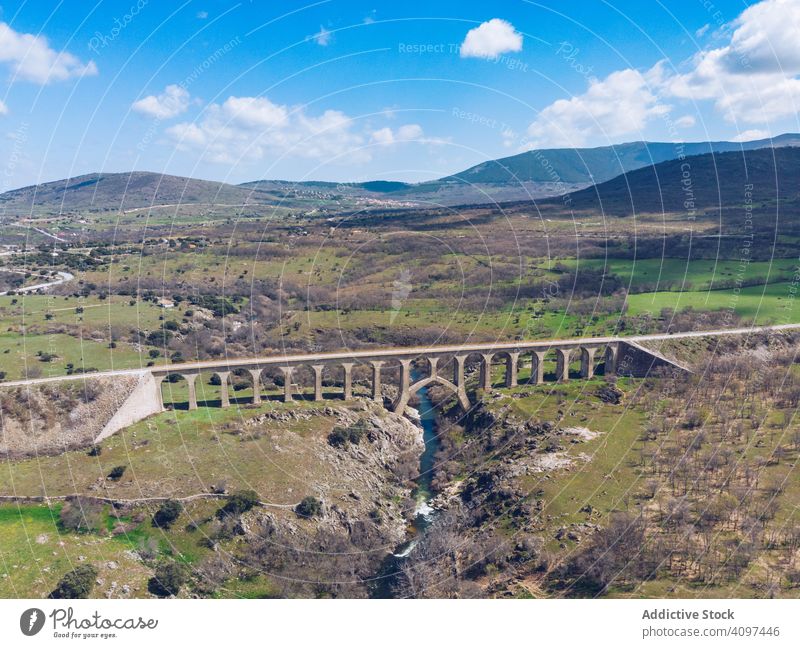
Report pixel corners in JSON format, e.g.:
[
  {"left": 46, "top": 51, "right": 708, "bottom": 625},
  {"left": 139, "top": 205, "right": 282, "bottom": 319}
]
[{"left": 392, "top": 356, "right": 471, "bottom": 413}]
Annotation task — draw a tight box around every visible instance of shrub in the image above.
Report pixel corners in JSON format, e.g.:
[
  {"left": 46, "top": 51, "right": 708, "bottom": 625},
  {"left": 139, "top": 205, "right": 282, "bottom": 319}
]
[
  {"left": 59, "top": 497, "right": 104, "bottom": 533},
  {"left": 49, "top": 565, "right": 97, "bottom": 599},
  {"left": 327, "top": 427, "right": 349, "bottom": 447},
  {"left": 596, "top": 383, "right": 623, "bottom": 405},
  {"left": 294, "top": 496, "right": 323, "bottom": 518},
  {"left": 87, "top": 445, "right": 101, "bottom": 457},
  {"left": 327, "top": 422, "right": 368, "bottom": 448},
  {"left": 108, "top": 465, "right": 127, "bottom": 481},
  {"left": 216, "top": 490, "right": 259, "bottom": 518},
  {"left": 148, "top": 561, "right": 187, "bottom": 597},
  {"left": 152, "top": 499, "right": 183, "bottom": 529}
]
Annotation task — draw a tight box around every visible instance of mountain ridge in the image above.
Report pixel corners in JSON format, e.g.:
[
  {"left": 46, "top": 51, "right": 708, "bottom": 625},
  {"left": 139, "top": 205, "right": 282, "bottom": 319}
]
[{"left": 2, "top": 133, "right": 799, "bottom": 213}]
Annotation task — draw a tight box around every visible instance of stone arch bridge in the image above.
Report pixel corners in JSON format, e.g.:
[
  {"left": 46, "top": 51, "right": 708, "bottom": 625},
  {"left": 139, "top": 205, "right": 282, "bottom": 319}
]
[
  {"left": 7, "top": 324, "right": 800, "bottom": 445},
  {"left": 149, "top": 336, "right": 678, "bottom": 416},
  {"left": 5, "top": 328, "right": 731, "bottom": 444}
]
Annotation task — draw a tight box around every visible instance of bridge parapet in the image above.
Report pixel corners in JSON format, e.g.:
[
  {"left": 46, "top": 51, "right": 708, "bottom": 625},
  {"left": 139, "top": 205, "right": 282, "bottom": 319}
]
[{"left": 145, "top": 337, "right": 687, "bottom": 415}]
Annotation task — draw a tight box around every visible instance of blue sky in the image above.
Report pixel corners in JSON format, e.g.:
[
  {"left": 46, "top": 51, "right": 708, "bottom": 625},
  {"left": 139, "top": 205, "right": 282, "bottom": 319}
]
[{"left": 1, "top": 0, "right": 799, "bottom": 189}]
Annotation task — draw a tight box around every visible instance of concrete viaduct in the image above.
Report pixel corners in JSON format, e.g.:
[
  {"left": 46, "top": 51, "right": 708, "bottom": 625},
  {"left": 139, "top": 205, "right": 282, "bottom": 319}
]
[
  {"left": 147, "top": 335, "right": 683, "bottom": 416},
  {"left": 21, "top": 324, "right": 792, "bottom": 444}
]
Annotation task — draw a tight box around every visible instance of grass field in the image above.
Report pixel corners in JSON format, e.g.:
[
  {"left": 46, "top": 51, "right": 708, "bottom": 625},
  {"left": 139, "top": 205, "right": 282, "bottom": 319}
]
[
  {"left": 626, "top": 280, "right": 800, "bottom": 323},
  {"left": 561, "top": 257, "right": 798, "bottom": 292}
]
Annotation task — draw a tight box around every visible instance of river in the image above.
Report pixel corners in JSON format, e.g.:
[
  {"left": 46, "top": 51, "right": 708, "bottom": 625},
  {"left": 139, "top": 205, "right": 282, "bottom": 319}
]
[{"left": 371, "top": 369, "right": 441, "bottom": 597}]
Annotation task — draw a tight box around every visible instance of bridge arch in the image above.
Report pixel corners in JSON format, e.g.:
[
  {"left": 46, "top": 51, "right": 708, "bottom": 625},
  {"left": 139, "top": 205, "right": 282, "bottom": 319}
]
[{"left": 407, "top": 372, "right": 471, "bottom": 412}]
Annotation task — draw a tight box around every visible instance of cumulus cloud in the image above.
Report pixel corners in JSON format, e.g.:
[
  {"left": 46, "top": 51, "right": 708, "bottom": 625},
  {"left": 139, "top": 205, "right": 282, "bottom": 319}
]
[
  {"left": 674, "top": 115, "right": 696, "bottom": 128},
  {"left": 0, "top": 22, "right": 97, "bottom": 84},
  {"left": 527, "top": 67, "right": 670, "bottom": 147},
  {"left": 371, "top": 123, "right": 423, "bottom": 145},
  {"left": 0, "top": 100, "right": 8, "bottom": 116},
  {"left": 663, "top": 0, "right": 800, "bottom": 123},
  {"left": 526, "top": 0, "right": 800, "bottom": 145},
  {"left": 132, "top": 85, "right": 191, "bottom": 120},
  {"left": 460, "top": 19, "right": 522, "bottom": 59},
  {"left": 167, "top": 95, "right": 369, "bottom": 164}
]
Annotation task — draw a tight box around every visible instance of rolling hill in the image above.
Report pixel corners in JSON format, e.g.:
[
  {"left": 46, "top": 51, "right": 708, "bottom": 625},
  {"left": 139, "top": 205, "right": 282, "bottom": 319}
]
[
  {"left": 440, "top": 133, "right": 800, "bottom": 186},
  {"left": 0, "top": 171, "right": 278, "bottom": 214},
  {"left": 4, "top": 134, "right": 798, "bottom": 215},
  {"left": 557, "top": 146, "right": 800, "bottom": 216}
]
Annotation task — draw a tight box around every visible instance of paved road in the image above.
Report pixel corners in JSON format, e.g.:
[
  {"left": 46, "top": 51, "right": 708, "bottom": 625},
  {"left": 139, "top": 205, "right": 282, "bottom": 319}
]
[
  {"left": 2, "top": 322, "right": 799, "bottom": 389},
  {"left": 0, "top": 270, "right": 74, "bottom": 296}
]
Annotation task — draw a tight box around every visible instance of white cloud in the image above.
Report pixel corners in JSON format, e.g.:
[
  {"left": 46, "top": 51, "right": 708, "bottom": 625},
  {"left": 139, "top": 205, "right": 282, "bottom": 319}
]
[
  {"left": 222, "top": 96, "right": 288, "bottom": 128},
  {"left": 663, "top": 0, "right": 800, "bottom": 123},
  {"left": 526, "top": 0, "right": 800, "bottom": 144},
  {"left": 0, "top": 100, "right": 8, "bottom": 116},
  {"left": 132, "top": 85, "right": 191, "bottom": 120},
  {"left": 527, "top": 67, "right": 670, "bottom": 147},
  {"left": 460, "top": 19, "right": 522, "bottom": 59},
  {"left": 312, "top": 25, "right": 331, "bottom": 46},
  {"left": 371, "top": 123, "right": 423, "bottom": 145},
  {"left": 197, "top": 11, "right": 209, "bottom": 20},
  {"left": 731, "top": 128, "right": 770, "bottom": 141},
  {"left": 167, "top": 95, "right": 369, "bottom": 164},
  {"left": 695, "top": 23, "right": 710, "bottom": 38},
  {"left": 0, "top": 22, "right": 97, "bottom": 84}
]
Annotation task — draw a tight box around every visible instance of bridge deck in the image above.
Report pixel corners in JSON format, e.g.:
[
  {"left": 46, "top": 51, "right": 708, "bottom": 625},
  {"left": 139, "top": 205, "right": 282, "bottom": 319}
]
[{"left": 1, "top": 323, "right": 797, "bottom": 387}]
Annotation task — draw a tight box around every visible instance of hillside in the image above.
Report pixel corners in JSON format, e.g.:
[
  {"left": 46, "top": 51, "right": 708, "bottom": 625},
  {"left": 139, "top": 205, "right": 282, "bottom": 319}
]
[
  {"left": 0, "top": 171, "right": 278, "bottom": 214},
  {"left": 442, "top": 133, "right": 800, "bottom": 186},
  {"left": 558, "top": 146, "right": 800, "bottom": 217}
]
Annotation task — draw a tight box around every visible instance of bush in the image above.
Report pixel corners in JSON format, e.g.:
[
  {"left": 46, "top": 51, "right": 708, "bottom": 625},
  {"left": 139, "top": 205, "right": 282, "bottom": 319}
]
[
  {"left": 152, "top": 499, "right": 183, "bottom": 529},
  {"left": 596, "top": 383, "right": 623, "bottom": 405},
  {"left": 294, "top": 496, "right": 323, "bottom": 518},
  {"left": 216, "top": 490, "right": 260, "bottom": 518},
  {"left": 49, "top": 565, "right": 97, "bottom": 599},
  {"left": 108, "top": 465, "right": 127, "bottom": 481},
  {"left": 59, "top": 497, "right": 104, "bottom": 533},
  {"left": 87, "top": 445, "right": 101, "bottom": 457},
  {"left": 327, "top": 427, "right": 349, "bottom": 447},
  {"left": 148, "top": 561, "right": 187, "bottom": 597},
  {"left": 327, "top": 422, "right": 368, "bottom": 448}
]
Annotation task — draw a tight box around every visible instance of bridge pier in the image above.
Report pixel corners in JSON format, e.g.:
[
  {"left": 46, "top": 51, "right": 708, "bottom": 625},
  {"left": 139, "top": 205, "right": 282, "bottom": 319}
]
[
  {"left": 393, "top": 359, "right": 412, "bottom": 413},
  {"left": 480, "top": 353, "right": 493, "bottom": 392},
  {"left": 312, "top": 365, "right": 324, "bottom": 401},
  {"left": 555, "top": 349, "right": 571, "bottom": 382},
  {"left": 580, "top": 348, "right": 597, "bottom": 379},
  {"left": 605, "top": 345, "right": 618, "bottom": 375},
  {"left": 342, "top": 363, "right": 353, "bottom": 400},
  {"left": 371, "top": 361, "right": 383, "bottom": 402},
  {"left": 215, "top": 371, "right": 231, "bottom": 408},
  {"left": 248, "top": 369, "right": 262, "bottom": 404},
  {"left": 183, "top": 373, "right": 199, "bottom": 409},
  {"left": 280, "top": 367, "right": 293, "bottom": 402},
  {"left": 453, "top": 355, "right": 469, "bottom": 409},
  {"left": 428, "top": 356, "right": 438, "bottom": 380},
  {"left": 529, "top": 350, "right": 545, "bottom": 385},
  {"left": 505, "top": 352, "right": 520, "bottom": 388}
]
